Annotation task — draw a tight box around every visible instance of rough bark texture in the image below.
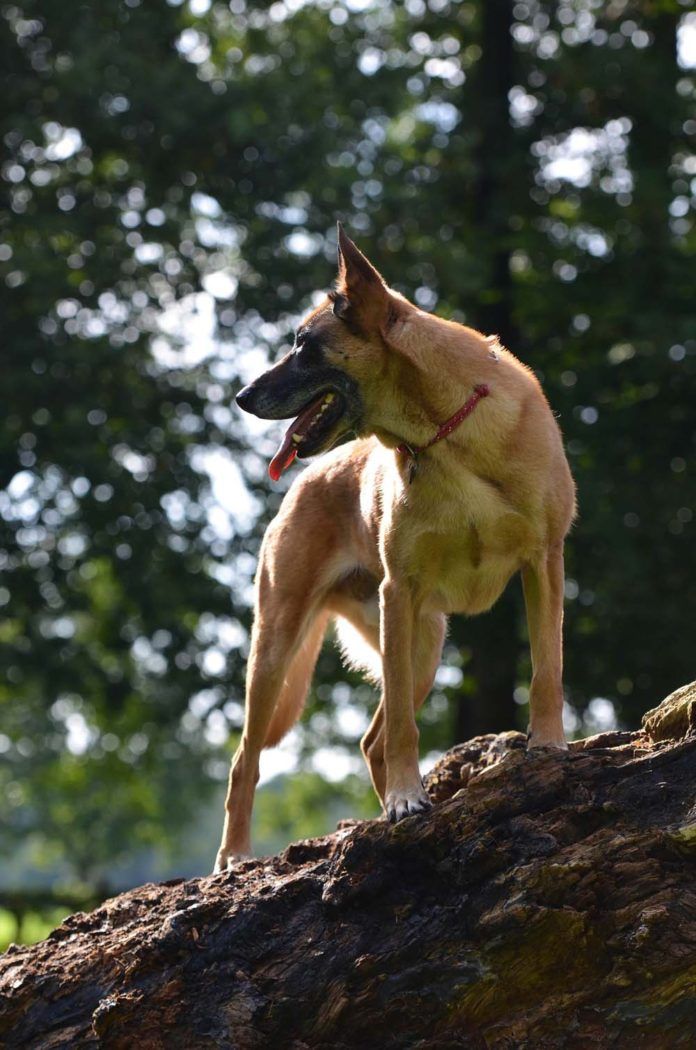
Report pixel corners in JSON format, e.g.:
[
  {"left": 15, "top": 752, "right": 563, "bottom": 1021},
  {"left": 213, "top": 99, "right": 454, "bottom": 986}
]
[{"left": 2, "top": 684, "right": 696, "bottom": 1049}]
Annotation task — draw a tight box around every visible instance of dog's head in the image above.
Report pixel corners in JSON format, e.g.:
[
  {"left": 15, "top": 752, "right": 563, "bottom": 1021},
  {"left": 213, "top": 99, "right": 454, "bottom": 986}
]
[{"left": 236, "top": 225, "right": 404, "bottom": 480}]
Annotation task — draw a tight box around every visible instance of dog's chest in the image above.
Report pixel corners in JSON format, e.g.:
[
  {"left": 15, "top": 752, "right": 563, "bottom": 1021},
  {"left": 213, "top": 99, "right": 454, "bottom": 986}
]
[{"left": 397, "top": 487, "right": 537, "bottom": 615}]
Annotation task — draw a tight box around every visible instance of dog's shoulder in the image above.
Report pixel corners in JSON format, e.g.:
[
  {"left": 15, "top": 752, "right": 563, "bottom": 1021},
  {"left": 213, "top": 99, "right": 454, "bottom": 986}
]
[
  {"left": 274, "top": 437, "right": 390, "bottom": 542},
  {"left": 295, "top": 437, "right": 379, "bottom": 486}
]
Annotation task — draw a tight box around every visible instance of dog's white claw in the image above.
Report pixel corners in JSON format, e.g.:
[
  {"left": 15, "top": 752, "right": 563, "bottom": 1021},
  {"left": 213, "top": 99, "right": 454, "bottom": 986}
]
[
  {"left": 385, "top": 785, "right": 432, "bottom": 824},
  {"left": 213, "top": 850, "right": 250, "bottom": 874}
]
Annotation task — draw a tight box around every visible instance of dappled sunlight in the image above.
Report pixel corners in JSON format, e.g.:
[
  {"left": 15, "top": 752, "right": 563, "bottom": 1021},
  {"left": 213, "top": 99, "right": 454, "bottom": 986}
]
[{"left": 0, "top": 0, "right": 693, "bottom": 936}]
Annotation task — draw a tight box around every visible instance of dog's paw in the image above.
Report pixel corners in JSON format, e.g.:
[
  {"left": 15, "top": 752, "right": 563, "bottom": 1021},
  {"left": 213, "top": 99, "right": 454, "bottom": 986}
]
[
  {"left": 526, "top": 729, "right": 568, "bottom": 751},
  {"left": 213, "top": 849, "right": 251, "bottom": 874},
  {"left": 385, "top": 783, "right": 432, "bottom": 824}
]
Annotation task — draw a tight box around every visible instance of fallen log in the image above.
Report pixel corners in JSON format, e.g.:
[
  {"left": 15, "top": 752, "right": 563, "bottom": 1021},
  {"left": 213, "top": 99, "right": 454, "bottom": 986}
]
[{"left": 2, "top": 683, "right": 695, "bottom": 1048}]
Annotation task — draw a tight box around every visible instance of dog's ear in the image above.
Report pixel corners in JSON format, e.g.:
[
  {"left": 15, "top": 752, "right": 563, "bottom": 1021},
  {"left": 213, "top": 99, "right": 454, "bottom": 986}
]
[
  {"left": 333, "top": 223, "right": 391, "bottom": 331},
  {"left": 336, "top": 223, "right": 384, "bottom": 293}
]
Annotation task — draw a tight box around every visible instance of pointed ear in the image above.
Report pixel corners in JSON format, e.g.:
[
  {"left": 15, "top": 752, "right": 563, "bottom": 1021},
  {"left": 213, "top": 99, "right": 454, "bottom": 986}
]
[
  {"left": 336, "top": 223, "right": 385, "bottom": 293},
  {"left": 334, "top": 223, "right": 390, "bottom": 330}
]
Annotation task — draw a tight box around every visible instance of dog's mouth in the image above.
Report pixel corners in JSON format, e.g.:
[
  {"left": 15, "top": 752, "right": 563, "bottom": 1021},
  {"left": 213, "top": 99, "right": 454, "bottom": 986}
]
[{"left": 268, "top": 390, "right": 345, "bottom": 481}]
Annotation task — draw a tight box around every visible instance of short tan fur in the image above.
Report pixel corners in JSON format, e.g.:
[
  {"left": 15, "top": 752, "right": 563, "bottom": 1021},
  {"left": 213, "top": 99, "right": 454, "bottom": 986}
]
[{"left": 215, "top": 227, "right": 576, "bottom": 870}]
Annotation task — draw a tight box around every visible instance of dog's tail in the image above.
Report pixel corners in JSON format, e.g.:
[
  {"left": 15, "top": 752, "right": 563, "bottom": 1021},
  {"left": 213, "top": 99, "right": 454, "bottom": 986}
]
[
  {"left": 333, "top": 615, "right": 382, "bottom": 684},
  {"left": 263, "top": 609, "right": 330, "bottom": 749}
]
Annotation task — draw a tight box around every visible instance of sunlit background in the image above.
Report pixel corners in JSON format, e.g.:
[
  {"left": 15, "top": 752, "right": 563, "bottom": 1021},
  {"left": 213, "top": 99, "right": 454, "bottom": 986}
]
[{"left": 1, "top": 0, "right": 694, "bottom": 947}]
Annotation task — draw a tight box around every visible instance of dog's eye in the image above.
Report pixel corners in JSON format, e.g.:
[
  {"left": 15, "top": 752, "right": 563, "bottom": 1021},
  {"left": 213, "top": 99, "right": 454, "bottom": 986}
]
[
  {"left": 292, "top": 332, "right": 322, "bottom": 362},
  {"left": 296, "top": 336, "right": 315, "bottom": 354}
]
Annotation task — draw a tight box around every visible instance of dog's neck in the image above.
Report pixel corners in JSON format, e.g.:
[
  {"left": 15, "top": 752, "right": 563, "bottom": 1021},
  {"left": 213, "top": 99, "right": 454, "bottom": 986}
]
[
  {"left": 371, "top": 340, "right": 494, "bottom": 456},
  {"left": 395, "top": 384, "right": 490, "bottom": 459}
]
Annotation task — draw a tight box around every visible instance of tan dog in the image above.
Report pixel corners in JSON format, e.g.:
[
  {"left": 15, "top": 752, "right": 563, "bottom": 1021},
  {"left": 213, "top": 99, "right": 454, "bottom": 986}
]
[{"left": 215, "top": 226, "right": 575, "bottom": 871}]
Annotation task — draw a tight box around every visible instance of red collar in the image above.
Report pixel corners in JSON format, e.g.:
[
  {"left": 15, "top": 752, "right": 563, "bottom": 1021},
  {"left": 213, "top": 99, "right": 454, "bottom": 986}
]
[{"left": 396, "top": 383, "right": 490, "bottom": 461}]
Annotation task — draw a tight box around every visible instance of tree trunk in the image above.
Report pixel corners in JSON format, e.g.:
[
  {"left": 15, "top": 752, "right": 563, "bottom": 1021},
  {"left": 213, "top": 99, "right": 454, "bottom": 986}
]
[
  {"left": 453, "top": 0, "right": 522, "bottom": 742},
  {"left": 2, "top": 683, "right": 695, "bottom": 1049},
  {"left": 454, "top": 591, "right": 522, "bottom": 741},
  {"left": 627, "top": 9, "right": 678, "bottom": 303}
]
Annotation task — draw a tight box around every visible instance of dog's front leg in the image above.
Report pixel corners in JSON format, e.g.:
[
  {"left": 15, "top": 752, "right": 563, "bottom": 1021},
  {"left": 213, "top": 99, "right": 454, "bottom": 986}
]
[{"left": 379, "top": 576, "right": 431, "bottom": 822}]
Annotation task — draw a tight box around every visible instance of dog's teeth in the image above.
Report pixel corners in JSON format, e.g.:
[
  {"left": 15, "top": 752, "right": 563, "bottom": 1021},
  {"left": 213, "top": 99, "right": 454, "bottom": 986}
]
[
  {"left": 323, "top": 393, "right": 335, "bottom": 404},
  {"left": 292, "top": 434, "right": 302, "bottom": 443}
]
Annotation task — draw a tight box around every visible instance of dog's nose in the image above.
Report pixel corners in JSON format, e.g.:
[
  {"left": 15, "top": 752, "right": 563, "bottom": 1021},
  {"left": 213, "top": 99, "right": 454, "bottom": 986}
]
[{"left": 235, "top": 385, "right": 255, "bottom": 412}]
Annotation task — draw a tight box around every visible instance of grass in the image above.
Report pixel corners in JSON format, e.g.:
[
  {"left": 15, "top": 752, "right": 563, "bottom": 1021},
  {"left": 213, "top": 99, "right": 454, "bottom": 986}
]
[{"left": 0, "top": 907, "right": 68, "bottom": 952}]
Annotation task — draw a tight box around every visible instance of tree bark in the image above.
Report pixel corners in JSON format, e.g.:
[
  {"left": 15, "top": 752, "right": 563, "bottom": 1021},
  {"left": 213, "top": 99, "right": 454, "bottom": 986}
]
[{"left": 2, "top": 683, "right": 696, "bottom": 1049}]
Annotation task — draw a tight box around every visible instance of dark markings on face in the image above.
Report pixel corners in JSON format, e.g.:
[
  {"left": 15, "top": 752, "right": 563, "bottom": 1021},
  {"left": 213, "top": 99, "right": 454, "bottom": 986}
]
[
  {"left": 293, "top": 327, "right": 326, "bottom": 368},
  {"left": 238, "top": 307, "right": 363, "bottom": 432}
]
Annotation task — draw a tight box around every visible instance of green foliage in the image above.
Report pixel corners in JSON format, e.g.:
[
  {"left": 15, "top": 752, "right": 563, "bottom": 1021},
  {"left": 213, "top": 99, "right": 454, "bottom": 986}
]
[
  {"left": 0, "top": 0, "right": 248, "bottom": 881},
  {"left": 254, "top": 771, "right": 379, "bottom": 856},
  {"left": 0, "top": 906, "right": 66, "bottom": 951},
  {"left": 0, "top": 0, "right": 693, "bottom": 910}
]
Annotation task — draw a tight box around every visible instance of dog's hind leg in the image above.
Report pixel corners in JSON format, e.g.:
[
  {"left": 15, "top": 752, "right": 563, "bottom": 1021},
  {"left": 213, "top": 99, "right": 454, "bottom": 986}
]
[
  {"left": 522, "top": 544, "right": 567, "bottom": 749},
  {"left": 214, "top": 599, "right": 329, "bottom": 872},
  {"left": 263, "top": 608, "right": 330, "bottom": 748},
  {"left": 361, "top": 610, "right": 446, "bottom": 805}
]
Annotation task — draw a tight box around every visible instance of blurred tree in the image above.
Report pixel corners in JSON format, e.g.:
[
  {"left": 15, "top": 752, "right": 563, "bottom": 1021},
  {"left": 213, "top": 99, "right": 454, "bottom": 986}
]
[
  {"left": 185, "top": 0, "right": 695, "bottom": 737},
  {"left": 0, "top": 0, "right": 253, "bottom": 882},
  {"left": 502, "top": 0, "right": 696, "bottom": 726},
  {"left": 0, "top": 0, "right": 693, "bottom": 893}
]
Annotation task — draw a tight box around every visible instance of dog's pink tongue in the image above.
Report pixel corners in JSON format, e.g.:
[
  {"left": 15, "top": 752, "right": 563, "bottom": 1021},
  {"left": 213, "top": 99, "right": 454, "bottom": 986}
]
[
  {"left": 268, "top": 434, "right": 297, "bottom": 482},
  {"left": 268, "top": 394, "right": 326, "bottom": 482}
]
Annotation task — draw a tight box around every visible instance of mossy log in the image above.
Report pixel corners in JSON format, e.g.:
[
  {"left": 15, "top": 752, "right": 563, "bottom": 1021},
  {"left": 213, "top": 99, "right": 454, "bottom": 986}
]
[{"left": 2, "top": 683, "right": 696, "bottom": 1049}]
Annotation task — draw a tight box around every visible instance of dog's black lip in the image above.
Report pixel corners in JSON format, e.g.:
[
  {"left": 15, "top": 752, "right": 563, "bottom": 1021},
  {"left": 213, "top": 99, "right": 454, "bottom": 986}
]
[{"left": 292, "top": 389, "right": 347, "bottom": 457}]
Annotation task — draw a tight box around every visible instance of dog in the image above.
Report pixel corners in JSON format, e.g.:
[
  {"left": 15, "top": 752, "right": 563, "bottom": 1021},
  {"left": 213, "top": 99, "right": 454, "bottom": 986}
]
[{"left": 215, "top": 225, "right": 576, "bottom": 871}]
